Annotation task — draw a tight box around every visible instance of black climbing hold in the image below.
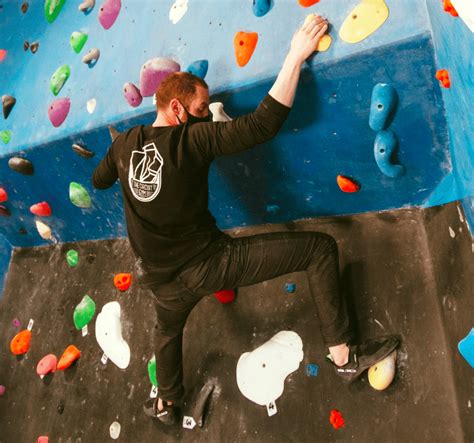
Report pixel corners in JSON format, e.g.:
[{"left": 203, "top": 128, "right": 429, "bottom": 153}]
[
  {"left": 2, "top": 95, "right": 16, "bottom": 119},
  {"left": 192, "top": 381, "right": 215, "bottom": 428},
  {"left": 0, "top": 205, "right": 11, "bottom": 217},
  {"left": 30, "top": 42, "right": 39, "bottom": 54},
  {"left": 57, "top": 402, "right": 65, "bottom": 414},
  {"left": 86, "top": 253, "right": 96, "bottom": 264},
  {"left": 108, "top": 126, "right": 121, "bottom": 142},
  {"left": 21, "top": 2, "right": 28, "bottom": 13},
  {"left": 19, "top": 227, "right": 27, "bottom": 235},
  {"left": 72, "top": 143, "right": 95, "bottom": 158},
  {"left": 23, "top": 41, "right": 29, "bottom": 51},
  {"left": 8, "top": 157, "right": 34, "bottom": 175}
]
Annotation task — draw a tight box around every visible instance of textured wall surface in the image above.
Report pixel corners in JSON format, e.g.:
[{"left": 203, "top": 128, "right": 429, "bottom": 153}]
[{"left": 0, "top": 234, "right": 12, "bottom": 297}]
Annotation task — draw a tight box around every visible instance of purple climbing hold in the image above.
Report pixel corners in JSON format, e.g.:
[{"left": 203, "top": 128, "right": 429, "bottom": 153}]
[
  {"left": 139, "top": 58, "right": 180, "bottom": 97},
  {"left": 0, "top": 385, "right": 5, "bottom": 396},
  {"left": 48, "top": 97, "right": 70, "bottom": 127},
  {"left": 98, "top": 0, "right": 121, "bottom": 30},
  {"left": 0, "top": 206, "right": 11, "bottom": 217},
  {"left": 123, "top": 82, "right": 142, "bottom": 107},
  {"left": 12, "top": 318, "right": 20, "bottom": 328}
]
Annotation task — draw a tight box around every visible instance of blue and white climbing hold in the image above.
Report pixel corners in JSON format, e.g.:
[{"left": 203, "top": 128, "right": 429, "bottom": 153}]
[
  {"left": 253, "top": 0, "right": 271, "bottom": 17},
  {"left": 369, "top": 83, "right": 398, "bottom": 131},
  {"left": 186, "top": 60, "right": 209, "bottom": 79},
  {"left": 306, "top": 364, "right": 319, "bottom": 377},
  {"left": 374, "top": 130, "right": 405, "bottom": 178},
  {"left": 458, "top": 328, "right": 474, "bottom": 368}
]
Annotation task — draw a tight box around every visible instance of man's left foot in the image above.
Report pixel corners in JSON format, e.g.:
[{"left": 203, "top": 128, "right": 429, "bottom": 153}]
[{"left": 143, "top": 398, "right": 179, "bottom": 426}]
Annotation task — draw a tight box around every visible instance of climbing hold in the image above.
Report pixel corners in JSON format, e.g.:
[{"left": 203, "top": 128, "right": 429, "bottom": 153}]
[
  {"left": 458, "top": 328, "right": 474, "bottom": 367},
  {"left": 253, "top": 0, "right": 271, "bottom": 17},
  {"left": 23, "top": 41, "right": 30, "bottom": 51},
  {"left": 12, "top": 318, "right": 20, "bottom": 328},
  {"left": 306, "top": 363, "right": 319, "bottom": 377},
  {"left": 2, "top": 95, "right": 16, "bottom": 119},
  {"left": 329, "top": 409, "right": 344, "bottom": 429},
  {"left": 123, "top": 82, "right": 143, "bottom": 108},
  {"left": 0, "top": 385, "right": 5, "bottom": 396},
  {"left": 48, "top": 97, "right": 70, "bottom": 127},
  {"left": 374, "top": 130, "right": 405, "bottom": 178},
  {"left": 0, "top": 187, "right": 7, "bottom": 203},
  {"left": 304, "top": 15, "right": 332, "bottom": 52},
  {"left": 72, "top": 143, "right": 95, "bottom": 158},
  {"left": 66, "top": 249, "right": 79, "bottom": 267},
  {"left": 82, "top": 48, "right": 100, "bottom": 66},
  {"left": 36, "top": 220, "right": 52, "bottom": 240},
  {"left": 87, "top": 98, "right": 97, "bottom": 113},
  {"left": 443, "top": 0, "right": 458, "bottom": 17},
  {"left": 285, "top": 282, "right": 296, "bottom": 293},
  {"left": 30, "top": 202, "right": 52, "bottom": 217},
  {"left": 147, "top": 356, "right": 158, "bottom": 386},
  {"left": 189, "top": 381, "right": 215, "bottom": 428},
  {"left": 73, "top": 295, "right": 96, "bottom": 330},
  {"left": 44, "top": 0, "right": 66, "bottom": 23},
  {"left": 298, "top": 0, "right": 320, "bottom": 7},
  {"left": 8, "top": 157, "right": 34, "bottom": 175},
  {"left": 21, "top": 2, "right": 29, "bottom": 13},
  {"left": 214, "top": 289, "right": 235, "bottom": 304},
  {"left": 267, "top": 204, "right": 280, "bottom": 214},
  {"left": 109, "top": 126, "right": 121, "bottom": 142},
  {"left": 70, "top": 32, "right": 88, "bottom": 54},
  {"left": 50, "top": 65, "right": 71, "bottom": 96},
  {"left": 337, "top": 175, "right": 361, "bottom": 193},
  {"left": 57, "top": 402, "right": 65, "bottom": 414},
  {"left": 139, "top": 58, "right": 180, "bottom": 97},
  {"left": 95, "top": 301, "right": 131, "bottom": 369},
  {"left": 98, "top": 0, "right": 121, "bottom": 29},
  {"left": 169, "top": 0, "right": 188, "bottom": 24},
  {"left": 69, "top": 182, "right": 92, "bottom": 209},
  {"left": 186, "top": 60, "right": 209, "bottom": 79},
  {"left": 0, "top": 206, "right": 11, "bottom": 217},
  {"left": 0, "top": 49, "right": 6, "bottom": 61},
  {"left": 209, "top": 102, "right": 232, "bottom": 122},
  {"left": 10, "top": 329, "right": 32, "bottom": 355},
  {"left": 114, "top": 273, "right": 132, "bottom": 291},
  {"left": 86, "top": 253, "right": 96, "bottom": 264},
  {"left": 368, "top": 350, "right": 397, "bottom": 390},
  {"left": 57, "top": 345, "right": 81, "bottom": 370},
  {"left": 78, "top": 0, "right": 95, "bottom": 13},
  {"left": 0, "top": 130, "right": 12, "bottom": 144},
  {"left": 36, "top": 354, "right": 57, "bottom": 378},
  {"left": 339, "top": 0, "right": 389, "bottom": 44},
  {"left": 109, "top": 421, "right": 121, "bottom": 440},
  {"left": 234, "top": 32, "right": 258, "bottom": 67},
  {"left": 30, "top": 42, "right": 40, "bottom": 53},
  {"left": 369, "top": 83, "right": 398, "bottom": 131},
  {"left": 37, "top": 437, "right": 49, "bottom": 443},
  {"left": 436, "top": 69, "right": 451, "bottom": 88}
]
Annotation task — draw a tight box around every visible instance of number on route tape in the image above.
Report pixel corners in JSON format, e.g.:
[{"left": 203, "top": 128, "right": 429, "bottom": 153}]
[
  {"left": 182, "top": 416, "right": 196, "bottom": 430},
  {"left": 81, "top": 325, "right": 88, "bottom": 337},
  {"left": 101, "top": 353, "right": 108, "bottom": 365},
  {"left": 27, "top": 319, "right": 34, "bottom": 331},
  {"left": 150, "top": 385, "right": 158, "bottom": 399},
  {"left": 266, "top": 401, "right": 277, "bottom": 417}
]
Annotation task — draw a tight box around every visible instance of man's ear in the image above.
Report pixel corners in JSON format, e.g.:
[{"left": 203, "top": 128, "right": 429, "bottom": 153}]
[{"left": 169, "top": 98, "right": 181, "bottom": 116}]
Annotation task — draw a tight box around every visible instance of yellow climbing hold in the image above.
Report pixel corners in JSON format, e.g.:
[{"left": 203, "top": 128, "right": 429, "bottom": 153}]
[
  {"left": 368, "top": 350, "right": 397, "bottom": 390},
  {"left": 304, "top": 14, "right": 332, "bottom": 52},
  {"left": 339, "top": 0, "right": 389, "bottom": 44}
]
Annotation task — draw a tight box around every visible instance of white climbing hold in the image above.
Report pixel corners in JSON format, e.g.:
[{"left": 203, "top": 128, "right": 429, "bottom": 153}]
[
  {"left": 449, "top": 226, "right": 456, "bottom": 238},
  {"left": 87, "top": 98, "right": 96, "bottom": 113},
  {"left": 109, "top": 421, "right": 121, "bottom": 439},
  {"left": 209, "top": 102, "right": 233, "bottom": 122},
  {"left": 36, "top": 220, "right": 52, "bottom": 240},
  {"left": 169, "top": 0, "right": 188, "bottom": 24}
]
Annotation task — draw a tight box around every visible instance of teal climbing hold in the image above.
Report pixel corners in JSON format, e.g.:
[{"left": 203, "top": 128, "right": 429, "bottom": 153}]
[
  {"left": 369, "top": 83, "right": 398, "bottom": 132},
  {"left": 50, "top": 65, "right": 71, "bottom": 96},
  {"left": 186, "top": 60, "right": 209, "bottom": 79},
  {"left": 69, "top": 182, "right": 92, "bottom": 208},
  {"left": 253, "top": 0, "right": 271, "bottom": 17},
  {"left": 458, "top": 328, "right": 474, "bottom": 368},
  {"left": 66, "top": 249, "right": 79, "bottom": 267},
  {"left": 70, "top": 31, "right": 88, "bottom": 54},
  {"left": 374, "top": 130, "right": 405, "bottom": 178},
  {"left": 73, "top": 295, "right": 96, "bottom": 330},
  {"left": 0, "top": 130, "right": 12, "bottom": 144},
  {"left": 44, "top": 0, "right": 67, "bottom": 23},
  {"left": 147, "top": 356, "right": 158, "bottom": 387}
]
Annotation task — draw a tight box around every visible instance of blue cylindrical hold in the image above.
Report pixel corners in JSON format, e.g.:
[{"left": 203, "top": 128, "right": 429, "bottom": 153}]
[
  {"left": 285, "top": 282, "right": 296, "bottom": 293},
  {"left": 253, "top": 0, "right": 271, "bottom": 17},
  {"left": 374, "top": 130, "right": 405, "bottom": 178},
  {"left": 369, "top": 83, "right": 398, "bottom": 131},
  {"left": 266, "top": 204, "right": 280, "bottom": 214},
  {"left": 186, "top": 60, "right": 209, "bottom": 79}
]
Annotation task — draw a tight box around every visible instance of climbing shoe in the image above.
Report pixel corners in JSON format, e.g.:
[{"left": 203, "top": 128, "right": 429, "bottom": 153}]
[
  {"left": 327, "top": 335, "right": 399, "bottom": 383},
  {"left": 143, "top": 398, "right": 179, "bottom": 426}
]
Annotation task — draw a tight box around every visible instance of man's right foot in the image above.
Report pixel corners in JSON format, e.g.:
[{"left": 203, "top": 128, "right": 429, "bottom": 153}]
[{"left": 143, "top": 398, "right": 179, "bottom": 426}]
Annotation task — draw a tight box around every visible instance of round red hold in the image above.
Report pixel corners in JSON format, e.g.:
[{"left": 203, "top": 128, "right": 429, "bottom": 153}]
[
  {"left": 214, "top": 289, "right": 236, "bottom": 304},
  {"left": 0, "top": 49, "right": 6, "bottom": 62},
  {"left": 114, "top": 273, "right": 132, "bottom": 291},
  {"left": 30, "top": 202, "right": 52, "bottom": 217},
  {"left": 0, "top": 187, "right": 7, "bottom": 203},
  {"left": 329, "top": 409, "right": 345, "bottom": 429}
]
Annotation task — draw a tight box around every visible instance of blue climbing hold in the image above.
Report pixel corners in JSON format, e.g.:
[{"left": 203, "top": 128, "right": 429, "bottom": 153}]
[
  {"left": 374, "top": 130, "right": 405, "bottom": 178},
  {"left": 253, "top": 0, "right": 271, "bottom": 17},
  {"left": 369, "top": 83, "right": 398, "bottom": 132},
  {"left": 458, "top": 328, "right": 474, "bottom": 368},
  {"left": 186, "top": 60, "right": 209, "bottom": 79},
  {"left": 285, "top": 282, "right": 296, "bottom": 293},
  {"left": 306, "top": 363, "right": 319, "bottom": 377},
  {"left": 266, "top": 204, "right": 280, "bottom": 214}
]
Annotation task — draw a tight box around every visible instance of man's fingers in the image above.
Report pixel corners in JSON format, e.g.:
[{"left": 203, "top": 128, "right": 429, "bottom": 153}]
[
  {"left": 310, "top": 22, "right": 328, "bottom": 40},
  {"left": 302, "top": 15, "right": 325, "bottom": 33}
]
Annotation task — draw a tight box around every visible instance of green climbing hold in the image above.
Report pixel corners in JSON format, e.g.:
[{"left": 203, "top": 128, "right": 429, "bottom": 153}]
[
  {"left": 44, "top": 0, "right": 66, "bottom": 23},
  {"left": 70, "top": 31, "right": 88, "bottom": 54},
  {"left": 147, "top": 356, "right": 158, "bottom": 387},
  {"left": 50, "top": 64, "right": 71, "bottom": 96},
  {"left": 0, "top": 130, "right": 12, "bottom": 144},
  {"left": 66, "top": 249, "right": 79, "bottom": 267},
  {"left": 69, "top": 182, "right": 92, "bottom": 208},
  {"left": 73, "top": 295, "right": 96, "bottom": 330}
]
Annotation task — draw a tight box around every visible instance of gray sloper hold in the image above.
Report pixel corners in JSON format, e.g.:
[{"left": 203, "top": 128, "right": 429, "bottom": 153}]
[
  {"left": 8, "top": 157, "right": 34, "bottom": 175},
  {"left": 82, "top": 48, "right": 100, "bottom": 64},
  {"left": 108, "top": 126, "right": 121, "bottom": 143},
  {"left": 2, "top": 95, "right": 16, "bottom": 119},
  {"left": 192, "top": 381, "right": 215, "bottom": 428},
  {"left": 78, "top": 0, "right": 95, "bottom": 12},
  {"left": 72, "top": 143, "right": 95, "bottom": 158}
]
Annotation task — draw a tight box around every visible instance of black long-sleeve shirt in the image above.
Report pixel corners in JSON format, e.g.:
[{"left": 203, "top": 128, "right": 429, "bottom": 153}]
[{"left": 92, "top": 94, "right": 291, "bottom": 287}]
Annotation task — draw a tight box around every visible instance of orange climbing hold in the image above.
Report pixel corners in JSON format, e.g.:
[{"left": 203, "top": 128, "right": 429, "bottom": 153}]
[
  {"left": 30, "top": 202, "right": 52, "bottom": 217},
  {"left": 234, "top": 32, "right": 258, "bottom": 67},
  {"left": 114, "top": 273, "right": 132, "bottom": 291},
  {"left": 0, "top": 187, "right": 7, "bottom": 203},
  {"left": 10, "top": 329, "right": 32, "bottom": 355},
  {"left": 436, "top": 69, "right": 451, "bottom": 88},
  {"left": 329, "top": 409, "right": 345, "bottom": 429},
  {"left": 57, "top": 345, "right": 81, "bottom": 370},
  {"left": 0, "top": 49, "right": 6, "bottom": 62},
  {"left": 443, "top": 0, "right": 458, "bottom": 17},
  {"left": 298, "top": 0, "right": 320, "bottom": 7},
  {"left": 337, "top": 175, "right": 360, "bottom": 193}
]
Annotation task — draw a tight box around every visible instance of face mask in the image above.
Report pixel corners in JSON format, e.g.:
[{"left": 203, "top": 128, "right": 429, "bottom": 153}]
[{"left": 177, "top": 102, "right": 213, "bottom": 124}]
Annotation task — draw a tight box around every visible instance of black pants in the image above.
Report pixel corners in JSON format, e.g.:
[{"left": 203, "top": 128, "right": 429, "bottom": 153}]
[{"left": 150, "top": 231, "right": 353, "bottom": 402}]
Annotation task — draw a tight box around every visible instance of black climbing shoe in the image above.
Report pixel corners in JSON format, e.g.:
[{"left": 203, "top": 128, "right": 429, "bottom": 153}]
[
  {"left": 143, "top": 398, "right": 179, "bottom": 426},
  {"left": 327, "top": 335, "right": 399, "bottom": 383}
]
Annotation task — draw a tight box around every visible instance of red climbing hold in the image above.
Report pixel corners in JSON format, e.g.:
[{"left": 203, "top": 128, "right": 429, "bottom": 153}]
[
  {"left": 214, "top": 289, "right": 236, "bottom": 304},
  {"left": 0, "top": 49, "right": 6, "bottom": 62},
  {"left": 37, "top": 437, "right": 49, "bottom": 443},
  {"left": 0, "top": 187, "right": 7, "bottom": 203},
  {"left": 10, "top": 329, "right": 32, "bottom": 355},
  {"left": 30, "top": 202, "right": 52, "bottom": 217},
  {"left": 337, "top": 175, "right": 360, "bottom": 193},
  {"left": 36, "top": 354, "right": 57, "bottom": 377},
  {"left": 234, "top": 32, "right": 258, "bottom": 67},
  {"left": 435, "top": 69, "right": 451, "bottom": 88},
  {"left": 114, "top": 273, "right": 132, "bottom": 291},
  {"left": 57, "top": 345, "right": 81, "bottom": 370},
  {"left": 443, "top": 0, "right": 458, "bottom": 17},
  {"left": 298, "top": 0, "right": 320, "bottom": 7},
  {"left": 329, "top": 409, "right": 345, "bottom": 429}
]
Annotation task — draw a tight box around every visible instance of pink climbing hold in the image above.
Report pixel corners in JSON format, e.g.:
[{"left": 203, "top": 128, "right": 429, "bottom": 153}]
[
  {"left": 48, "top": 97, "right": 70, "bottom": 127},
  {"left": 37, "top": 437, "right": 49, "bottom": 443},
  {"left": 98, "top": 0, "right": 121, "bottom": 30},
  {"left": 30, "top": 202, "right": 52, "bottom": 217},
  {"left": 139, "top": 58, "right": 180, "bottom": 97},
  {"left": 0, "top": 187, "right": 7, "bottom": 203},
  {"left": 123, "top": 82, "right": 143, "bottom": 107},
  {"left": 36, "top": 354, "right": 57, "bottom": 377},
  {"left": 0, "top": 385, "right": 6, "bottom": 396},
  {"left": 0, "top": 49, "right": 6, "bottom": 62}
]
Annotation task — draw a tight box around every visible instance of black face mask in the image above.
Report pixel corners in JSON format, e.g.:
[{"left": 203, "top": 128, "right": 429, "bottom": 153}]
[{"left": 178, "top": 103, "right": 213, "bottom": 124}]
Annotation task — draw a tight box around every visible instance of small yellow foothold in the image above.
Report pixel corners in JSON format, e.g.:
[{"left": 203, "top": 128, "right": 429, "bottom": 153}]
[
  {"left": 339, "top": 0, "right": 389, "bottom": 44},
  {"left": 304, "top": 14, "right": 332, "bottom": 52},
  {"left": 368, "top": 350, "right": 397, "bottom": 391}
]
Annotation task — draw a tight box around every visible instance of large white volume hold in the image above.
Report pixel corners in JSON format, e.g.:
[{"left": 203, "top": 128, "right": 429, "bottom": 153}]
[
  {"left": 169, "top": 0, "right": 188, "bottom": 25},
  {"left": 95, "top": 301, "right": 130, "bottom": 369},
  {"left": 209, "top": 102, "right": 233, "bottom": 122},
  {"left": 451, "top": 0, "right": 474, "bottom": 32},
  {"left": 236, "top": 331, "right": 304, "bottom": 406}
]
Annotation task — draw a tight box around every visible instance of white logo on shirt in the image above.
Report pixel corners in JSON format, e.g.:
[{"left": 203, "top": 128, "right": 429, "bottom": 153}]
[{"left": 128, "top": 142, "right": 164, "bottom": 202}]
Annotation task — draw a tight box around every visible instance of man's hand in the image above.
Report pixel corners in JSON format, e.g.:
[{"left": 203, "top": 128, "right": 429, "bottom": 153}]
[{"left": 288, "top": 15, "right": 329, "bottom": 65}]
